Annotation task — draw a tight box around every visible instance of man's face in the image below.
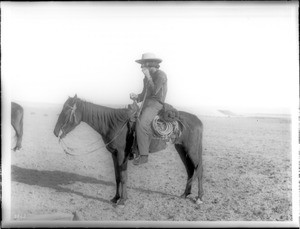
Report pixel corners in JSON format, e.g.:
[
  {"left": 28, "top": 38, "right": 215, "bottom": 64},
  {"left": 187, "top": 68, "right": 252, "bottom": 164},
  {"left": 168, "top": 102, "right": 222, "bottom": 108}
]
[
  {"left": 141, "top": 62, "right": 150, "bottom": 69},
  {"left": 141, "top": 62, "right": 157, "bottom": 75}
]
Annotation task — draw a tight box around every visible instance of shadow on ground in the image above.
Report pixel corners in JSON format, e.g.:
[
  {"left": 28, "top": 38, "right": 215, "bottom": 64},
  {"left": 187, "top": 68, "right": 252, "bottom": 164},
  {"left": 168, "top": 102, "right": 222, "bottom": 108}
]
[{"left": 11, "top": 165, "right": 180, "bottom": 204}]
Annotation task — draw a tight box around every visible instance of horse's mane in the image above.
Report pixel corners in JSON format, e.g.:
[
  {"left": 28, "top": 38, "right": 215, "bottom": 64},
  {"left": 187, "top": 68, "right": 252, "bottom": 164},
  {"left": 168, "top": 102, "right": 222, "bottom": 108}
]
[{"left": 77, "top": 98, "right": 130, "bottom": 133}]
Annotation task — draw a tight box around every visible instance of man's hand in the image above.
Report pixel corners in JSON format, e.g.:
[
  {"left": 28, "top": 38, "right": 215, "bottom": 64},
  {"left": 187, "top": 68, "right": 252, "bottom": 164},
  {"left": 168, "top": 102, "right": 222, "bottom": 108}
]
[
  {"left": 130, "top": 93, "right": 138, "bottom": 100},
  {"left": 142, "top": 67, "right": 151, "bottom": 80}
]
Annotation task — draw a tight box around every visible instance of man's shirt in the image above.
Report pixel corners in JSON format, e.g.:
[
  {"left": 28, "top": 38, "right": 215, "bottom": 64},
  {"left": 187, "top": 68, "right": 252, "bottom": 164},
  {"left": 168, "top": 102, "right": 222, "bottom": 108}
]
[{"left": 137, "top": 69, "right": 168, "bottom": 103}]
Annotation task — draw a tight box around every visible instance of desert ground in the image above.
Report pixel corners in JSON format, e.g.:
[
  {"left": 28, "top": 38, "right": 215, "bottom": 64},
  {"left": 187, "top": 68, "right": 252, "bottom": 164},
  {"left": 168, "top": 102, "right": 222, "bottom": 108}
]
[{"left": 9, "top": 103, "right": 292, "bottom": 222}]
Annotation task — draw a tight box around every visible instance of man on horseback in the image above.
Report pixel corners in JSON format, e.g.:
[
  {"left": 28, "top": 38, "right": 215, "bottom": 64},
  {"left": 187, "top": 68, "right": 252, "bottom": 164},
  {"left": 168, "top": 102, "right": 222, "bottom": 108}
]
[{"left": 130, "top": 53, "right": 168, "bottom": 165}]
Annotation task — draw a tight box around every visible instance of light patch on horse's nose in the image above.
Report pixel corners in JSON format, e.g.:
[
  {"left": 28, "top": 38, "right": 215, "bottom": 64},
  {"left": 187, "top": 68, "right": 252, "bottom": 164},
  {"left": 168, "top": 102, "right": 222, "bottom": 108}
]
[{"left": 58, "top": 130, "right": 63, "bottom": 138}]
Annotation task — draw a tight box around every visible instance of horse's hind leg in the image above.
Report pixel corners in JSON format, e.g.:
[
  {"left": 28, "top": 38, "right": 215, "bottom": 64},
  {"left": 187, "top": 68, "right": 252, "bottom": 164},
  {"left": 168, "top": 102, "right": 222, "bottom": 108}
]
[
  {"left": 16, "top": 113, "right": 23, "bottom": 150},
  {"left": 196, "top": 142, "right": 204, "bottom": 204},
  {"left": 12, "top": 123, "right": 22, "bottom": 151},
  {"left": 11, "top": 111, "right": 23, "bottom": 151},
  {"left": 196, "top": 164, "right": 204, "bottom": 204},
  {"left": 175, "top": 144, "right": 194, "bottom": 198},
  {"left": 11, "top": 123, "right": 18, "bottom": 151}
]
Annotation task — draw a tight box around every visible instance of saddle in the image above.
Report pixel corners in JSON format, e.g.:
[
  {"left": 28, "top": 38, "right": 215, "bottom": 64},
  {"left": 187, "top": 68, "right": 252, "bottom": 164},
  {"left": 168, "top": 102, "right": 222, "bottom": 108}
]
[
  {"left": 127, "top": 101, "right": 183, "bottom": 143},
  {"left": 152, "top": 103, "right": 183, "bottom": 143},
  {"left": 127, "top": 101, "right": 183, "bottom": 159}
]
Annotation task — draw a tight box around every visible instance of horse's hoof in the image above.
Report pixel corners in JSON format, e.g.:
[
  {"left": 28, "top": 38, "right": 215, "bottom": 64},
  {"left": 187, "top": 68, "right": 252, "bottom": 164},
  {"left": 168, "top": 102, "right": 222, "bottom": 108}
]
[
  {"left": 180, "top": 193, "right": 191, "bottom": 199},
  {"left": 110, "top": 197, "right": 119, "bottom": 204},
  {"left": 196, "top": 198, "right": 203, "bottom": 205},
  {"left": 117, "top": 199, "right": 126, "bottom": 206},
  {"left": 186, "top": 194, "right": 193, "bottom": 199},
  {"left": 113, "top": 204, "right": 125, "bottom": 209},
  {"left": 12, "top": 147, "right": 21, "bottom": 152}
]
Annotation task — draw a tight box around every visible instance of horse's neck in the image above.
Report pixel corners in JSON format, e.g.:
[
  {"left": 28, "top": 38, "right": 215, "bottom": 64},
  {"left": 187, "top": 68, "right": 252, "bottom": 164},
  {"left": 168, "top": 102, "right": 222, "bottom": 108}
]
[{"left": 80, "top": 101, "right": 128, "bottom": 135}]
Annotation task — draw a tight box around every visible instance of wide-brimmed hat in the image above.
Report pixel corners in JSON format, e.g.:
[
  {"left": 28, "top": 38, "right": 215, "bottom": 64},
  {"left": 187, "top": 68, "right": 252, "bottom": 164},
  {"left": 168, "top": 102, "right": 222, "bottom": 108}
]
[{"left": 135, "top": 53, "right": 162, "bottom": 64}]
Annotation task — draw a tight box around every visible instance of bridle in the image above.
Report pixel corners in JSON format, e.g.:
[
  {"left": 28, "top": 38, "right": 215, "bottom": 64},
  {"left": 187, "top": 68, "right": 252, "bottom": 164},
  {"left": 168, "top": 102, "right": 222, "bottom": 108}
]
[
  {"left": 58, "top": 102, "right": 82, "bottom": 154},
  {"left": 58, "top": 101, "right": 134, "bottom": 157},
  {"left": 65, "top": 103, "right": 77, "bottom": 123},
  {"left": 60, "top": 103, "right": 78, "bottom": 133}
]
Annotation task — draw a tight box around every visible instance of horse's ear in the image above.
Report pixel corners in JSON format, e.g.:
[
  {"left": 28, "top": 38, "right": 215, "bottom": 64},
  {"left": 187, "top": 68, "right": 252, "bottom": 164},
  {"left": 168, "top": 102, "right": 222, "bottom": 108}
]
[{"left": 72, "top": 94, "right": 78, "bottom": 104}]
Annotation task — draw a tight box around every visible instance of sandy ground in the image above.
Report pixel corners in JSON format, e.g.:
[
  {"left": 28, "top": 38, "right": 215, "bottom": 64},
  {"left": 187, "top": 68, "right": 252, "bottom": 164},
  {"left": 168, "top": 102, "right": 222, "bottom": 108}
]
[{"left": 9, "top": 104, "right": 292, "bottom": 222}]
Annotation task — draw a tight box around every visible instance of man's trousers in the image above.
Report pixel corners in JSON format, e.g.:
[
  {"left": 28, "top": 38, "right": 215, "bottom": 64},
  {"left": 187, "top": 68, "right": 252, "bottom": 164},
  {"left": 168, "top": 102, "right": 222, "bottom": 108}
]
[{"left": 136, "top": 99, "right": 163, "bottom": 156}]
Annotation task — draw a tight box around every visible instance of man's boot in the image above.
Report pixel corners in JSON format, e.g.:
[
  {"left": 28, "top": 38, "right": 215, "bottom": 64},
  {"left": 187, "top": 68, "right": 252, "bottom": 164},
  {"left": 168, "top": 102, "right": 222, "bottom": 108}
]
[{"left": 133, "top": 155, "right": 148, "bottom": 165}]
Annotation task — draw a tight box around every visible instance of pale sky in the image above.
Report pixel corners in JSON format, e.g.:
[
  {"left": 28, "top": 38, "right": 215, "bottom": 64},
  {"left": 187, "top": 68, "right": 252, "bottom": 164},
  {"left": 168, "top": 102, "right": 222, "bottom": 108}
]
[{"left": 1, "top": 2, "right": 299, "bottom": 114}]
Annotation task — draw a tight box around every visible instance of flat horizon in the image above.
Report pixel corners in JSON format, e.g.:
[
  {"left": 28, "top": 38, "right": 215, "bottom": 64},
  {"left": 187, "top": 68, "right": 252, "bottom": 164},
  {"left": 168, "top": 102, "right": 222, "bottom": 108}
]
[{"left": 9, "top": 99, "right": 292, "bottom": 117}]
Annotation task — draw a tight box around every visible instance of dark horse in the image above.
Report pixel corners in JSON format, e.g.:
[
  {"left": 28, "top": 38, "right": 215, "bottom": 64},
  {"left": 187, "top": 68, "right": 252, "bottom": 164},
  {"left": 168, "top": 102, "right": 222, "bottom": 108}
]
[
  {"left": 53, "top": 95, "right": 204, "bottom": 205},
  {"left": 11, "top": 102, "right": 24, "bottom": 151}
]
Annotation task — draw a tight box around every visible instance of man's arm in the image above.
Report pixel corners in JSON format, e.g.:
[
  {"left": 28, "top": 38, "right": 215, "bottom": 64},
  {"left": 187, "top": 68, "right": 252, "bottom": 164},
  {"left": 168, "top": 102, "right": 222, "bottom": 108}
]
[
  {"left": 149, "top": 71, "right": 167, "bottom": 96},
  {"left": 137, "top": 77, "right": 148, "bottom": 103}
]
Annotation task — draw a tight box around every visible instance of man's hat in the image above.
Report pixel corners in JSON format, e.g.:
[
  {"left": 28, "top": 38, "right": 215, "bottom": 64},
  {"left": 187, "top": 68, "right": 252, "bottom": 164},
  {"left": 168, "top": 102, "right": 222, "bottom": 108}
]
[{"left": 135, "top": 53, "right": 162, "bottom": 64}]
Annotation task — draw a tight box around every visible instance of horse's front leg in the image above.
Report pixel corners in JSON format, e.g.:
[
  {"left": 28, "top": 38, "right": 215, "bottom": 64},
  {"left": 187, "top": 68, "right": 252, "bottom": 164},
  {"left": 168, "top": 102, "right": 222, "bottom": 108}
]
[
  {"left": 111, "top": 152, "right": 121, "bottom": 204},
  {"left": 117, "top": 151, "right": 128, "bottom": 206}
]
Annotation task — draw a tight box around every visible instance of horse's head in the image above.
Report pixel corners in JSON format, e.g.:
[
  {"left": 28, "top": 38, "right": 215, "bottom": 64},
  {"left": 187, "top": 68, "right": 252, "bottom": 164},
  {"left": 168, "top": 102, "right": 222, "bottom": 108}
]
[{"left": 53, "top": 94, "right": 82, "bottom": 139}]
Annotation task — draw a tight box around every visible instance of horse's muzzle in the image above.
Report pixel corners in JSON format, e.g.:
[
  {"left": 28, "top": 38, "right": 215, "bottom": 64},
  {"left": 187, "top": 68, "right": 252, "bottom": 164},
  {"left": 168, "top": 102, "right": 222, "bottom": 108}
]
[
  {"left": 58, "top": 130, "right": 66, "bottom": 139},
  {"left": 54, "top": 129, "right": 65, "bottom": 139},
  {"left": 53, "top": 129, "right": 59, "bottom": 138}
]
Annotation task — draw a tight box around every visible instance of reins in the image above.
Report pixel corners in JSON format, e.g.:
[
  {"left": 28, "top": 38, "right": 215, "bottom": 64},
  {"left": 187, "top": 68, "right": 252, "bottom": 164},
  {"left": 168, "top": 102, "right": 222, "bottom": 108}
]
[
  {"left": 59, "top": 118, "right": 129, "bottom": 157},
  {"left": 58, "top": 101, "right": 137, "bottom": 157},
  {"left": 135, "top": 81, "right": 148, "bottom": 120},
  {"left": 60, "top": 103, "right": 77, "bottom": 132}
]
